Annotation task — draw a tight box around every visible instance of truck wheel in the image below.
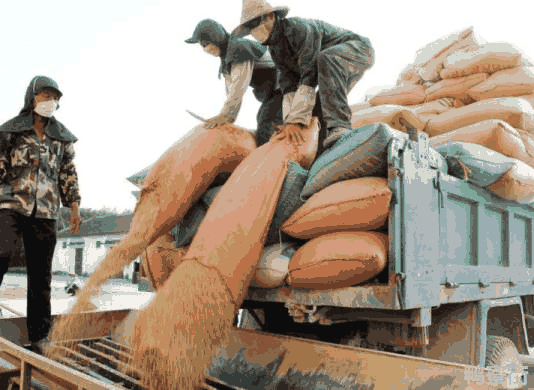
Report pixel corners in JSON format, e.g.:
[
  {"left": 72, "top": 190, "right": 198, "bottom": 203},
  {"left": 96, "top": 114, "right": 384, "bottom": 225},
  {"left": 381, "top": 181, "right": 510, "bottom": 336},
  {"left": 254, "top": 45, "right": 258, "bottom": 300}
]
[
  {"left": 485, "top": 335, "right": 521, "bottom": 369},
  {"left": 485, "top": 335, "right": 524, "bottom": 389}
]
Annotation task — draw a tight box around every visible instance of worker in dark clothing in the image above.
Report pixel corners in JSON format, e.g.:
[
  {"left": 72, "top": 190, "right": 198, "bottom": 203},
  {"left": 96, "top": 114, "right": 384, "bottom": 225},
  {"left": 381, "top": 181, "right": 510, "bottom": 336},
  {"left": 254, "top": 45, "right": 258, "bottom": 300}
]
[
  {"left": 186, "top": 18, "right": 283, "bottom": 146},
  {"left": 233, "top": 0, "right": 375, "bottom": 149},
  {"left": 0, "top": 75, "right": 81, "bottom": 353}
]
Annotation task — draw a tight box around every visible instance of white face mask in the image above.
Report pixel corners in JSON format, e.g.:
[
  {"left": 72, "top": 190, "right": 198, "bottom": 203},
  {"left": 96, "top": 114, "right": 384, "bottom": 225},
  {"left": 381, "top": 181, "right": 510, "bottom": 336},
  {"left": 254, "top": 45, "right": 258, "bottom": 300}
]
[{"left": 34, "top": 100, "right": 58, "bottom": 118}]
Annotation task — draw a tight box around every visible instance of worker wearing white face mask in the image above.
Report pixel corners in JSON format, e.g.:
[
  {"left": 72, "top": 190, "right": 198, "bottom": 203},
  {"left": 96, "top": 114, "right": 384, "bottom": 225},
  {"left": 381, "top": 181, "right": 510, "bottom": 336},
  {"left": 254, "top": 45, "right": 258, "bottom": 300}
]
[
  {"left": 0, "top": 75, "right": 81, "bottom": 354},
  {"left": 34, "top": 99, "right": 59, "bottom": 118}
]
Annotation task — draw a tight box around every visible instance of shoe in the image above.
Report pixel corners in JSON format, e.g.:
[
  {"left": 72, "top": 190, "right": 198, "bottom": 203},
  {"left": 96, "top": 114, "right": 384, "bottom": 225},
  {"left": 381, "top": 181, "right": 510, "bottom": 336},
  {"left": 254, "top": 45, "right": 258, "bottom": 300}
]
[{"left": 323, "top": 128, "right": 353, "bottom": 149}]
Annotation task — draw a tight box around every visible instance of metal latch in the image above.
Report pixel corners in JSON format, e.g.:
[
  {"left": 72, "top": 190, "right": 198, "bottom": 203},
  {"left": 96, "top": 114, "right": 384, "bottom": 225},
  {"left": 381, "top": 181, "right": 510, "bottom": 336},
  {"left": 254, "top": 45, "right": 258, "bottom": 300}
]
[
  {"left": 433, "top": 172, "right": 445, "bottom": 209},
  {"left": 407, "top": 128, "right": 430, "bottom": 165},
  {"left": 445, "top": 281, "right": 459, "bottom": 289}
]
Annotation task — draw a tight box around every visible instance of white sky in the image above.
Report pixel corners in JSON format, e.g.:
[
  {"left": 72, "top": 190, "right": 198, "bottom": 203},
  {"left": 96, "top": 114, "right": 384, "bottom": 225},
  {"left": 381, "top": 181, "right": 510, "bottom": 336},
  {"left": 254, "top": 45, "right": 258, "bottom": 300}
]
[{"left": 1, "top": 0, "right": 533, "bottom": 212}]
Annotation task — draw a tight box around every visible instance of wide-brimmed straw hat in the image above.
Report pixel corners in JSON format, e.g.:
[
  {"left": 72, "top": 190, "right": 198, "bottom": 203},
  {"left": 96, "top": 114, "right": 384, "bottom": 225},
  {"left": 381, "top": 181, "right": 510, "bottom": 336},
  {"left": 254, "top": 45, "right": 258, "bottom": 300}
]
[{"left": 232, "top": 0, "right": 289, "bottom": 37}]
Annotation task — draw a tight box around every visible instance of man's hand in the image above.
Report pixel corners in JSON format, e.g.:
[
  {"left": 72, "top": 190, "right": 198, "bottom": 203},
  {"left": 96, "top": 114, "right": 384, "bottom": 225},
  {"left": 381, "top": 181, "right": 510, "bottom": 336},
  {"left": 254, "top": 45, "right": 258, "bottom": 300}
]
[
  {"left": 204, "top": 114, "right": 231, "bottom": 129},
  {"left": 70, "top": 203, "right": 81, "bottom": 233},
  {"left": 272, "top": 123, "right": 306, "bottom": 145}
]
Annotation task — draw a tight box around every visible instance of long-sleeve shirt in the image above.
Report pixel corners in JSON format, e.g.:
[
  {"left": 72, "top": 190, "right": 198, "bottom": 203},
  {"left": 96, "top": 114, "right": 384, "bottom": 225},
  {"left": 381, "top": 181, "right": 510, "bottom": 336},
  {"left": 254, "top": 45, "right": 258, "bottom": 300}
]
[
  {"left": 0, "top": 130, "right": 81, "bottom": 219},
  {"left": 219, "top": 60, "right": 254, "bottom": 123},
  {"left": 264, "top": 17, "right": 370, "bottom": 126}
]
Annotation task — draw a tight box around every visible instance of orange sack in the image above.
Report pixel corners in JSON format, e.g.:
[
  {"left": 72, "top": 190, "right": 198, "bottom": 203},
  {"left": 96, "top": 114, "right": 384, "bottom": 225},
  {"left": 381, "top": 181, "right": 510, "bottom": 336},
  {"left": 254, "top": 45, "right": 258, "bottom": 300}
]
[
  {"left": 281, "top": 177, "right": 391, "bottom": 240},
  {"left": 129, "top": 118, "right": 320, "bottom": 390},
  {"left": 430, "top": 120, "right": 534, "bottom": 168},
  {"left": 142, "top": 233, "right": 188, "bottom": 291},
  {"left": 410, "top": 27, "right": 480, "bottom": 83},
  {"left": 396, "top": 64, "right": 424, "bottom": 86},
  {"left": 441, "top": 42, "right": 526, "bottom": 79},
  {"left": 45, "top": 124, "right": 256, "bottom": 378},
  {"left": 287, "top": 231, "right": 388, "bottom": 290},
  {"left": 467, "top": 66, "right": 534, "bottom": 101},
  {"left": 425, "top": 97, "right": 534, "bottom": 136},
  {"left": 369, "top": 84, "right": 426, "bottom": 106},
  {"left": 351, "top": 105, "right": 427, "bottom": 132},
  {"left": 350, "top": 102, "right": 372, "bottom": 113},
  {"left": 425, "top": 73, "right": 488, "bottom": 102},
  {"left": 411, "top": 98, "right": 463, "bottom": 124}
]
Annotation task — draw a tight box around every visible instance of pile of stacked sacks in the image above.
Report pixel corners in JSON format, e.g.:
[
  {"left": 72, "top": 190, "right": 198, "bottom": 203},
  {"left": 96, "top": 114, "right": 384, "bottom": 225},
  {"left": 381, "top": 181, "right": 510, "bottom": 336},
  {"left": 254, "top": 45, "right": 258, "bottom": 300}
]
[
  {"left": 139, "top": 26, "right": 534, "bottom": 293},
  {"left": 352, "top": 27, "right": 534, "bottom": 205},
  {"left": 138, "top": 121, "right": 448, "bottom": 292}
]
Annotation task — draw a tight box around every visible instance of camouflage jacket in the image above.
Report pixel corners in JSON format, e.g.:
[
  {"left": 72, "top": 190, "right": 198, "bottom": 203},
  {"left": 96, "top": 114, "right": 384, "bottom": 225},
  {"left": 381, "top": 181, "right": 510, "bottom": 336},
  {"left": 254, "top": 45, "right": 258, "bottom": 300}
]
[{"left": 0, "top": 130, "right": 81, "bottom": 219}]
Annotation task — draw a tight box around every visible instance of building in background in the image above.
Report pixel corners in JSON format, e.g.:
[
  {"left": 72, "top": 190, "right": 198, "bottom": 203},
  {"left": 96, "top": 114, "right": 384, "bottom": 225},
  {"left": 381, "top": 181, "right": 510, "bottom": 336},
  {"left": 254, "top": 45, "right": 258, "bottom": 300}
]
[{"left": 52, "top": 214, "right": 139, "bottom": 281}]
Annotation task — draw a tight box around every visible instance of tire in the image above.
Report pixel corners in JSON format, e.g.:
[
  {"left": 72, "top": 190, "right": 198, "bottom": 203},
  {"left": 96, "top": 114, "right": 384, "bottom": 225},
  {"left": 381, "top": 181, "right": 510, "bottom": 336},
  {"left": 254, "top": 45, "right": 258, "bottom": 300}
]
[{"left": 485, "top": 335, "right": 524, "bottom": 389}]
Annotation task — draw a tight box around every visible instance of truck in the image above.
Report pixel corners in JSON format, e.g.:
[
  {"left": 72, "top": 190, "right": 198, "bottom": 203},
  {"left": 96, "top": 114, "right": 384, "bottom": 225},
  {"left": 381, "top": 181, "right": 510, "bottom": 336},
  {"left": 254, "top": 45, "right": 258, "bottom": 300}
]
[{"left": 0, "top": 130, "right": 532, "bottom": 389}]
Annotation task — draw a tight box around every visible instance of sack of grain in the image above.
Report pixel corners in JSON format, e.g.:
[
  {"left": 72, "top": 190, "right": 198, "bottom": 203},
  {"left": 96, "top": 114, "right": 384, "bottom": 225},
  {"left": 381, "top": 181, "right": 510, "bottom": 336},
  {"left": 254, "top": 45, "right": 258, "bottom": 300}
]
[
  {"left": 468, "top": 66, "right": 534, "bottom": 101},
  {"left": 435, "top": 141, "right": 534, "bottom": 204},
  {"left": 350, "top": 102, "right": 373, "bottom": 113},
  {"left": 410, "top": 27, "right": 481, "bottom": 83},
  {"left": 287, "top": 232, "right": 388, "bottom": 290},
  {"left": 396, "top": 64, "right": 424, "bottom": 86},
  {"left": 441, "top": 42, "right": 526, "bottom": 79},
  {"left": 143, "top": 235, "right": 188, "bottom": 290},
  {"left": 412, "top": 27, "right": 480, "bottom": 67},
  {"left": 413, "top": 98, "right": 463, "bottom": 116},
  {"left": 302, "top": 123, "right": 447, "bottom": 198},
  {"left": 430, "top": 120, "right": 534, "bottom": 168},
  {"left": 369, "top": 84, "right": 426, "bottom": 106},
  {"left": 282, "top": 177, "right": 391, "bottom": 239},
  {"left": 264, "top": 161, "right": 308, "bottom": 246},
  {"left": 251, "top": 243, "right": 298, "bottom": 288},
  {"left": 171, "top": 186, "right": 223, "bottom": 247},
  {"left": 425, "top": 73, "right": 488, "bottom": 101},
  {"left": 351, "top": 105, "right": 427, "bottom": 132},
  {"left": 425, "top": 97, "right": 534, "bottom": 136},
  {"left": 519, "top": 94, "right": 534, "bottom": 107}
]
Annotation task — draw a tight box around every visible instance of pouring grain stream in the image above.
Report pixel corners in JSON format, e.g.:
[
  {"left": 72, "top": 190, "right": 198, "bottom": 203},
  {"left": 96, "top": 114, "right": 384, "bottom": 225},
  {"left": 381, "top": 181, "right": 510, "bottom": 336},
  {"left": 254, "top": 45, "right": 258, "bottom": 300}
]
[{"left": 46, "top": 118, "right": 319, "bottom": 389}]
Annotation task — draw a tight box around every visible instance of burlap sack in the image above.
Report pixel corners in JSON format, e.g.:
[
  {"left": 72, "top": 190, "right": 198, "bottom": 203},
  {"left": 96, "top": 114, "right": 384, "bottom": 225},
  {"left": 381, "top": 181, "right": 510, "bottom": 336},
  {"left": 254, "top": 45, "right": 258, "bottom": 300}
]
[
  {"left": 441, "top": 42, "right": 525, "bottom": 79},
  {"left": 430, "top": 120, "right": 534, "bottom": 168},
  {"left": 282, "top": 177, "right": 391, "bottom": 240},
  {"left": 351, "top": 105, "right": 427, "bottom": 132},
  {"left": 265, "top": 161, "right": 308, "bottom": 246},
  {"left": 467, "top": 66, "right": 534, "bottom": 101},
  {"left": 435, "top": 141, "right": 534, "bottom": 204},
  {"left": 302, "top": 123, "right": 447, "bottom": 198},
  {"left": 185, "top": 117, "right": 321, "bottom": 305},
  {"left": 171, "top": 186, "right": 222, "bottom": 247},
  {"left": 519, "top": 94, "right": 534, "bottom": 107},
  {"left": 417, "top": 57, "right": 445, "bottom": 83},
  {"left": 251, "top": 243, "right": 298, "bottom": 288},
  {"left": 425, "top": 97, "right": 534, "bottom": 136},
  {"left": 350, "top": 102, "right": 372, "bottom": 113},
  {"left": 369, "top": 84, "right": 426, "bottom": 106},
  {"left": 409, "top": 27, "right": 481, "bottom": 84},
  {"left": 126, "top": 119, "right": 321, "bottom": 390},
  {"left": 396, "top": 64, "right": 424, "bottom": 86},
  {"left": 142, "top": 234, "right": 188, "bottom": 290},
  {"left": 287, "top": 232, "right": 388, "bottom": 290},
  {"left": 412, "top": 27, "right": 479, "bottom": 67},
  {"left": 425, "top": 73, "right": 488, "bottom": 102},
  {"left": 412, "top": 98, "right": 463, "bottom": 117},
  {"left": 488, "top": 161, "right": 534, "bottom": 204}
]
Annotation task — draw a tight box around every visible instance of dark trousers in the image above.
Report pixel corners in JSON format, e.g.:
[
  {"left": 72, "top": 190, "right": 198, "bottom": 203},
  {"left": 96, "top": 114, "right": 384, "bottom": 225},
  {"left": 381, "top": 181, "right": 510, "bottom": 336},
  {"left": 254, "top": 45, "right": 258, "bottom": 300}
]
[
  {"left": 0, "top": 209, "right": 56, "bottom": 342},
  {"left": 317, "top": 39, "right": 374, "bottom": 131},
  {"left": 255, "top": 91, "right": 284, "bottom": 147}
]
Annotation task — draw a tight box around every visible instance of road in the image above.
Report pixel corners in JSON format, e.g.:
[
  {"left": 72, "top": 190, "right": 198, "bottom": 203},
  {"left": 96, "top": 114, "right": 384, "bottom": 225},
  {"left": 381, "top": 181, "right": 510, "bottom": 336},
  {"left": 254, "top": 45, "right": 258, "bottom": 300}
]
[{"left": 0, "top": 272, "right": 154, "bottom": 317}]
